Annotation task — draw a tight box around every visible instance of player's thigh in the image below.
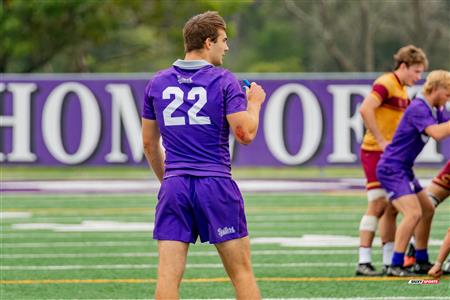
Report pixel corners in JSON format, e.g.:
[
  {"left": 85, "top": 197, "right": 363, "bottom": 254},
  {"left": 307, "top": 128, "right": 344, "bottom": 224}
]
[
  {"left": 360, "top": 149, "right": 384, "bottom": 191},
  {"left": 157, "top": 240, "right": 189, "bottom": 277},
  {"left": 215, "top": 236, "right": 252, "bottom": 274},
  {"left": 416, "top": 189, "right": 435, "bottom": 215},
  {"left": 429, "top": 161, "right": 450, "bottom": 203},
  {"left": 428, "top": 182, "right": 450, "bottom": 203},
  {"left": 391, "top": 194, "right": 421, "bottom": 217}
]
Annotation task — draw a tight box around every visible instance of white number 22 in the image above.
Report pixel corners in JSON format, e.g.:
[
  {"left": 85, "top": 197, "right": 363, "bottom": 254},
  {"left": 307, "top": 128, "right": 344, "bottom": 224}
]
[{"left": 162, "top": 86, "right": 211, "bottom": 126}]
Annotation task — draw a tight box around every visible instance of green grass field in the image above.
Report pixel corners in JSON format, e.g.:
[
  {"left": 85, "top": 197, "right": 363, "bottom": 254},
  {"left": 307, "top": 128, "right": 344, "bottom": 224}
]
[{"left": 1, "top": 188, "right": 449, "bottom": 299}]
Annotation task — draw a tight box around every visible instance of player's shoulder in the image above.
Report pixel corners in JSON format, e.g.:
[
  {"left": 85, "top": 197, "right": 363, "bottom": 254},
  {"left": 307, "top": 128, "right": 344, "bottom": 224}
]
[
  {"left": 151, "top": 67, "right": 175, "bottom": 80},
  {"left": 144, "top": 68, "right": 173, "bottom": 93},
  {"left": 374, "top": 72, "right": 397, "bottom": 89},
  {"left": 208, "top": 66, "right": 234, "bottom": 78},
  {"left": 406, "top": 98, "right": 431, "bottom": 116}
]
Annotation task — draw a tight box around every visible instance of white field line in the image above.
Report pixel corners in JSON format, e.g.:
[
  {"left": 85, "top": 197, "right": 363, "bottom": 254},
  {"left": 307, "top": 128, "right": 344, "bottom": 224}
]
[
  {"left": 0, "top": 232, "right": 152, "bottom": 238},
  {"left": 1, "top": 262, "right": 355, "bottom": 271},
  {"left": 2, "top": 193, "right": 151, "bottom": 199},
  {"left": 0, "top": 249, "right": 439, "bottom": 259},
  {"left": 249, "top": 221, "right": 450, "bottom": 228},
  {"left": 1, "top": 241, "right": 151, "bottom": 248},
  {"left": 2, "top": 230, "right": 447, "bottom": 243},
  {"left": 1, "top": 180, "right": 360, "bottom": 193}
]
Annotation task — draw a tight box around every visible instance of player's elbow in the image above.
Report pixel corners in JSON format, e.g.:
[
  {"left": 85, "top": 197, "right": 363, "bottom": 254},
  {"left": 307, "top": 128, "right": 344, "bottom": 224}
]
[
  {"left": 236, "top": 135, "right": 254, "bottom": 145},
  {"left": 359, "top": 105, "right": 369, "bottom": 119},
  {"left": 234, "top": 126, "right": 256, "bottom": 145}
]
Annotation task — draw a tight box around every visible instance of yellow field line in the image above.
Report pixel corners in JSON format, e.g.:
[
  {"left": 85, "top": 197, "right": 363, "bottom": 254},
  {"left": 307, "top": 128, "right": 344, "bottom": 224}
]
[{"left": 1, "top": 276, "right": 447, "bottom": 285}]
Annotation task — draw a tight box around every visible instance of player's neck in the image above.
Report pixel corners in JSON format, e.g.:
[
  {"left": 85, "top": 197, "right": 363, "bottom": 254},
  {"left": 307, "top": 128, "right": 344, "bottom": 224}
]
[
  {"left": 184, "top": 50, "right": 211, "bottom": 64},
  {"left": 423, "top": 92, "right": 436, "bottom": 107},
  {"left": 393, "top": 70, "right": 406, "bottom": 86}
]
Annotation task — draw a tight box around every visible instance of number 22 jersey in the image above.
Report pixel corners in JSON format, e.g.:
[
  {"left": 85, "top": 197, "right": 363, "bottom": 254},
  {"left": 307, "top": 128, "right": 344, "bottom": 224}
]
[{"left": 142, "top": 59, "right": 247, "bottom": 178}]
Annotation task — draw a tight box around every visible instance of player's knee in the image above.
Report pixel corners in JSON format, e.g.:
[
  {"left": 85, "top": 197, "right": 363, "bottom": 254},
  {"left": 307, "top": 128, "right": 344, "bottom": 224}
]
[
  {"left": 359, "top": 215, "right": 378, "bottom": 232},
  {"left": 406, "top": 208, "right": 422, "bottom": 223},
  {"left": 421, "top": 204, "right": 435, "bottom": 219},
  {"left": 367, "top": 195, "right": 388, "bottom": 217},
  {"left": 227, "top": 261, "right": 253, "bottom": 281},
  {"left": 367, "top": 189, "right": 387, "bottom": 202}
]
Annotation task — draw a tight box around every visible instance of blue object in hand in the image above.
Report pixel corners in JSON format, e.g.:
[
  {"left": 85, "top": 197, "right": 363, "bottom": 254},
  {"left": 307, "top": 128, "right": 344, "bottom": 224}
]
[{"left": 243, "top": 79, "right": 251, "bottom": 88}]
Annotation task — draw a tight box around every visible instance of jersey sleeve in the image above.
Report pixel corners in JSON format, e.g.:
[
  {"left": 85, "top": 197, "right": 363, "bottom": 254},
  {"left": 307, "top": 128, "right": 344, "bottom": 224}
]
[
  {"left": 142, "top": 78, "right": 156, "bottom": 120},
  {"left": 370, "top": 75, "right": 392, "bottom": 103},
  {"left": 222, "top": 71, "right": 247, "bottom": 115}
]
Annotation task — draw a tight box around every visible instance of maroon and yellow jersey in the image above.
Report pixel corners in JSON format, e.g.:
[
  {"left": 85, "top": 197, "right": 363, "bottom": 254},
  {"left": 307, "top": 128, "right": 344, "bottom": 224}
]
[
  {"left": 432, "top": 160, "right": 450, "bottom": 190},
  {"left": 361, "top": 72, "right": 410, "bottom": 152}
]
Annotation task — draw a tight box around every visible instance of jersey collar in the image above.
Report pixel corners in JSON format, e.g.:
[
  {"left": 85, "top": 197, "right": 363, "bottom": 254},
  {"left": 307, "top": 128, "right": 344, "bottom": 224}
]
[
  {"left": 416, "top": 92, "right": 437, "bottom": 119},
  {"left": 173, "top": 59, "right": 213, "bottom": 70}
]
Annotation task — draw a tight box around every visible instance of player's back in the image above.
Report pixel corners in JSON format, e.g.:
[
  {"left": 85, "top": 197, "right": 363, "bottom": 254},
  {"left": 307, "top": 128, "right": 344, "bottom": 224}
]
[{"left": 143, "top": 60, "right": 247, "bottom": 178}]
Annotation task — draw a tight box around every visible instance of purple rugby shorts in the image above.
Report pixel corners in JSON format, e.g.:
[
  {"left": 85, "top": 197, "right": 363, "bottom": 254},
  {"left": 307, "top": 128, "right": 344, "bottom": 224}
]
[
  {"left": 376, "top": 165, "right": 423, "bottom": 201},
  {"left": 153, "top": 175, "right": 248, "bottom": 244}
]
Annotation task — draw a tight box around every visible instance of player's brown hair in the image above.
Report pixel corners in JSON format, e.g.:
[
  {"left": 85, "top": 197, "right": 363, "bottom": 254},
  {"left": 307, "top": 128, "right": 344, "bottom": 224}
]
[
  {"left": 393, "top": 45, "right": 428, "bottom": 70},
  {"left": 183, "top": 11, "right": 226, "bottom": 53},
  {"left": 423, "top": 70, "right": 450, "bottom": 94}
]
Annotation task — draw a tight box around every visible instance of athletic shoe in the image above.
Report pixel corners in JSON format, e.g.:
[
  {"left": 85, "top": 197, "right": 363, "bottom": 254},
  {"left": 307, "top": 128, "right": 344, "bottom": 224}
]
[
  {"left": 411, "top": 261, "right": 434, "bottom": 274},
  {"left": 403, "top": 243, "right": 416, "bottom": 267},
  {"left": 355, "top": 263, "right": 383, "bottom": 276},
  {"left": 386, "top": 265, "right": 417, "bottom": 277},
  {"left": 382, "top": 264, "right": 389, "bottom": 275}
]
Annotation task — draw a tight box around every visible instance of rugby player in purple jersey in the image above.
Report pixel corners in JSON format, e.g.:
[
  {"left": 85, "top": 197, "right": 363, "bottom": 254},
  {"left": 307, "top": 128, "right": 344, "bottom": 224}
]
[
  {"left": 141, "top": 11, "right": 265, "bottom": 299},
  {"left": 376, "top": 70, "right": 450, "bottom": 277}
]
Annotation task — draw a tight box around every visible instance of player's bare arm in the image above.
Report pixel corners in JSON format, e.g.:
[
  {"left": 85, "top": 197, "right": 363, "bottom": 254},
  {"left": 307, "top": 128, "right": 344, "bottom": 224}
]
[
  {"left": 142, "top": 118, "right": 165, "bottom": 182},
  {"left": 424, "top": 120, "right": 450, "bottom": 141},
  {"left": 359, "top": 94, "right": 388, "bottom": 150},
  {"left": 227, "top": 82, "right": 266, "bottom": 145}
]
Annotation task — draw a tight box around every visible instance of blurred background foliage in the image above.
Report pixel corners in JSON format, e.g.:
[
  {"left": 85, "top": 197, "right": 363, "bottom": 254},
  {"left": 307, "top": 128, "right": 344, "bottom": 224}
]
[{"left": 1, "top": 0, "right": 449, "bottom": 73}]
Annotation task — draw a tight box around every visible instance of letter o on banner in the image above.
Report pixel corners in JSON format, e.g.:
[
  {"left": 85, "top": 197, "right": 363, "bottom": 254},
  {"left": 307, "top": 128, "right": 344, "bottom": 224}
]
[
  {"left": 264, "top": 83, "right": 322, "bottom": 165},
  {"left": 42, "top": 82, "right": 101, "bottom": 164}
]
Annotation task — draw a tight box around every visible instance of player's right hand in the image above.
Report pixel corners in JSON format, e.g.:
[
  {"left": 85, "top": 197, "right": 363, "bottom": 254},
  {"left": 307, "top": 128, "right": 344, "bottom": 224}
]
[
  {"left": 245, "top": 82, "right": 266, "bottom": 105},
  {"left": 378, "top": 139, "right": 389, "bottom": 151}
]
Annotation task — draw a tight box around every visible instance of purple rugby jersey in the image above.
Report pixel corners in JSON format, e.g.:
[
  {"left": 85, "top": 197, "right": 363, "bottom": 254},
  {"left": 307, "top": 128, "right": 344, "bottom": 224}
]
[
  {"left": 142, "top": 60, "right": 247, "bottom": 178},
  {"left": 379, "top": 94, "right": 448, "bottom": 170}
]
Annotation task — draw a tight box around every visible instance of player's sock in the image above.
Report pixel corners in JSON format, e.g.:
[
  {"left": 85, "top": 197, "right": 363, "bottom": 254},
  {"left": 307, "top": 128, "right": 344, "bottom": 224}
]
[
  {"left": 391, "top": 252, "right": 404, "bottom": 267},
  {"left": 359, "top": 247, "right": 372, "bottom": 264},
  {"left": 415, "top": 248, "right": 429, "bottom": 263},
  {"left": 382, "top": 242, "right": 394, "bottom": 266}
]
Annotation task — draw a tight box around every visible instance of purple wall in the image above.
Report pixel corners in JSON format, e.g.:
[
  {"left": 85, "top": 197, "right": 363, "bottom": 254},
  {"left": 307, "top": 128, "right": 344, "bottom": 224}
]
[{"left": 1, "top": 74, "right": 448, "bottom": 166}]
